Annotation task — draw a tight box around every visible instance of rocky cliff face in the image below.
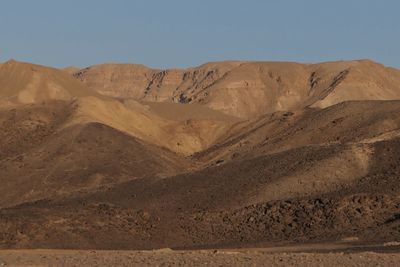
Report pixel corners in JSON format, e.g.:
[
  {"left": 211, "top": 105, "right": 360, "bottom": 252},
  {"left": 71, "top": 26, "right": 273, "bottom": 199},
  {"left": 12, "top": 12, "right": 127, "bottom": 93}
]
[
  {"left": 73, "top": 64, "right": 156, "bottom": 99},
  {"left": 70, "top": 60, "right": 400, "bottom": 118}
]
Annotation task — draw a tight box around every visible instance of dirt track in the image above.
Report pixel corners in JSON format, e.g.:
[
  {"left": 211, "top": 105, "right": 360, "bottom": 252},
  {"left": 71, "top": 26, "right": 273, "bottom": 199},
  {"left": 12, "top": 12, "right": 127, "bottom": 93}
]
[{"left": 0, "top": 247, "right": 399, "bottom": 267}]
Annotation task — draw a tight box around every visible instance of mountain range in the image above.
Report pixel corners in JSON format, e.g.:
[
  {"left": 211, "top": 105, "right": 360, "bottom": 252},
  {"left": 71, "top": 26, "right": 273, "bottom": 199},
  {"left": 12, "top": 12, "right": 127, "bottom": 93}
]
[{"left": 0, "top": 59, "right": 400, "bottom": 249}]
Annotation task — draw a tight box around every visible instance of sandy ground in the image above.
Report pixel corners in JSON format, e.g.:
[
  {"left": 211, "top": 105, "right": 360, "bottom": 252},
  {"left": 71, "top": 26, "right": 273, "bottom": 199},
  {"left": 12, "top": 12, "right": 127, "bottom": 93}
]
[{"left": 0, "top": 247, "right": 399, "bottom": 267}]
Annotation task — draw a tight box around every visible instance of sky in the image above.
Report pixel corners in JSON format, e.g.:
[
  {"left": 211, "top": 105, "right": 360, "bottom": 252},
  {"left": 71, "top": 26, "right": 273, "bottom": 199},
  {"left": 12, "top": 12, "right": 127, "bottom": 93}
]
[{"left": 0, "top": 0, "right": 399, "bottom": 69}]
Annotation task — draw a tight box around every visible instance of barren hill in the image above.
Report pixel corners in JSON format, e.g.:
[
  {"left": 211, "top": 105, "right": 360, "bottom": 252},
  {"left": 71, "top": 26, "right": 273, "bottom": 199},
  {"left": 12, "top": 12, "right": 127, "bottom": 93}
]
[
  {"left": 0, "top": 60, "right": 239, "bottom": 155},
  {"left": 2, "top": 123, "right": 400, "bottom": 249},
  {"left": 0, "top": 100, "right": 192, "bottom": 208},
  {"left": 72, "top": 60, "right": 400, "bottom": 118},
  {"left": 0, "top": 60, "right": 97, "bottom": 104},
  {"left": 195, "top": 100, "right": 400, "bottom": 165},
  {"left": 0, "top": 59, "right": 400, "bottom": 250}
]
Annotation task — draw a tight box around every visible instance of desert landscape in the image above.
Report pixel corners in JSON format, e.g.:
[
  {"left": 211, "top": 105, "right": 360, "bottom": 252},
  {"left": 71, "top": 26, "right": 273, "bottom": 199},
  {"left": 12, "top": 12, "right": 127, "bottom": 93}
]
[{"left": 0, "top": 58, "right": 399, "bottom": 265}]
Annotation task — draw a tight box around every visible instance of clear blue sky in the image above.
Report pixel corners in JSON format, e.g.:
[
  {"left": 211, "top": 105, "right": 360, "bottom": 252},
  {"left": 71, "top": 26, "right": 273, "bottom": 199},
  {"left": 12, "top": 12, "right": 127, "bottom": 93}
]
[{"left": 0, "top": 0, "right": 399, "bottom": 69}]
